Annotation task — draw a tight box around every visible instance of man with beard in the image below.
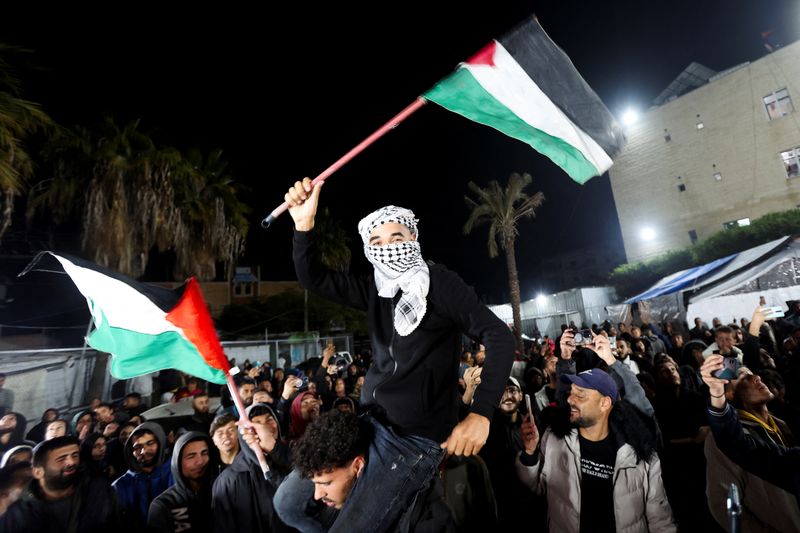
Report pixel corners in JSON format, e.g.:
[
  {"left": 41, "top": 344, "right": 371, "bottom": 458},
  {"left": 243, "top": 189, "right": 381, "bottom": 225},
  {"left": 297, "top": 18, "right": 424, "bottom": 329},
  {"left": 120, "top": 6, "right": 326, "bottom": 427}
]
[
  {"left": 181, "top": 393, "right": 214, "bottom": 435},
  {"left": 147, "top": 431, "right": 220, "bottom": 533},
  {"left": 479, "top": 377, "right": 540, "bottom": 528},
  {"left": 217, "top": 377, "right": 256, "bottom": 418},
  {"left": 516, "top": 334, "right": 675, "bottom": 533},
  {"left": 0, "top": 435, "right": 122, "bottom": 532},
  {"left": 112, "top": 422, "right": 174, "bottom": 527}
]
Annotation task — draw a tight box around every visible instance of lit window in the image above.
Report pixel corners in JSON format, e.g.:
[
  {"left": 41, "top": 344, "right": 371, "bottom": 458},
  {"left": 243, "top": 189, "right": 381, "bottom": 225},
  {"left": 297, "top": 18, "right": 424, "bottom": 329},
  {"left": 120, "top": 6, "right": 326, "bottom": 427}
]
[
  {"left": 696, "top": 121, "right": 704, "bottom": 130},
  {"left": 713, "top": 172, "right": 722, "bottom": 181},
  {"left": 764, "top": 89, "right": 793, "bottom": 120},
  {"left": 781, "top": 147, "right": 800, "bottom": 179},
  {"left": 723, "top": 218, "right": 751, "bottom": 230}
]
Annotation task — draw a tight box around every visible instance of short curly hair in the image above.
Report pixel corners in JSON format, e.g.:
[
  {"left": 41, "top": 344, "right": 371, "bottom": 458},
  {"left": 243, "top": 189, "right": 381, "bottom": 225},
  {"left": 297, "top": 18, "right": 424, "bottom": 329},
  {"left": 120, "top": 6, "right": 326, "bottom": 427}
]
[{"left": 292, "top": 411, "right": 372, "bottom": 478}]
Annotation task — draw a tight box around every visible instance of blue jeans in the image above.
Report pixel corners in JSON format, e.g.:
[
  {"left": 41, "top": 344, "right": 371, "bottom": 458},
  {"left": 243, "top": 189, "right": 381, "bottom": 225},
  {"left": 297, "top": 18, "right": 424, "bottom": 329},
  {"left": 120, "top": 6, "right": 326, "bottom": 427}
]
[{"left": 274, "top": 414, "right": 445, "bottom": 532}]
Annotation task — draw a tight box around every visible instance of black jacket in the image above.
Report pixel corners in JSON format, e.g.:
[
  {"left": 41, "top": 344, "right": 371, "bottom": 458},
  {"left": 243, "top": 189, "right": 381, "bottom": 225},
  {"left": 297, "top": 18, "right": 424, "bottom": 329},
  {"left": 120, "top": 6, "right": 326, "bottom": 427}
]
[
  {"left": 211, "top": 403, "right": 294, "bottom": 532},
  {"left": 708, "top": 402, "right": 800, "bottom": 506},
  {"left": 0, "top": 473, "right": 122, "bottom": 533},
  {"left": 294, "top": 229, "right": 515, "bottom": 442},
  {"left": 147, "top": 431, "right": 220, "bottom": 533}
]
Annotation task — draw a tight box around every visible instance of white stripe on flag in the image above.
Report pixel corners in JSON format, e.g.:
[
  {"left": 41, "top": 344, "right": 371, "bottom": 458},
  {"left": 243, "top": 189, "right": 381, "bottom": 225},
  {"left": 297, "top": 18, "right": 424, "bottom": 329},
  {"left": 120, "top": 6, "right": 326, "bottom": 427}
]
[
  {"left": 53, "top": 255, "right": 181, "bottom": 336},
  {"left": 465, "top": 42, "right": 613, "bottom": 174}
]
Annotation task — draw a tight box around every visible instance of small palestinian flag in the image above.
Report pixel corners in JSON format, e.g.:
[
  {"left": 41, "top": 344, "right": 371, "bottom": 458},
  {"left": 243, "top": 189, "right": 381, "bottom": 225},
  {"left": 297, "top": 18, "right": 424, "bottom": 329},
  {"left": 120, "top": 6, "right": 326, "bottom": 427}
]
[
  {"left": 28, "top": 253, "right": 230, "bottom": 384},
  {"left": 423, "top": 17, "right": 625, "bottom": 184}
]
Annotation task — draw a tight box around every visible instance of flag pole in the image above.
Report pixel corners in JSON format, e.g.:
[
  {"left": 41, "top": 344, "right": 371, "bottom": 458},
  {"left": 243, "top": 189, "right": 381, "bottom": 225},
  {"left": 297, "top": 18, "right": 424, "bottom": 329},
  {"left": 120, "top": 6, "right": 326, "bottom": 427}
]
[
  {"left": 226, "top": 373, "right": 271, "bottom": 477},
  {"left": 261, "top": 97, "right": 427, "bottom": 228}
]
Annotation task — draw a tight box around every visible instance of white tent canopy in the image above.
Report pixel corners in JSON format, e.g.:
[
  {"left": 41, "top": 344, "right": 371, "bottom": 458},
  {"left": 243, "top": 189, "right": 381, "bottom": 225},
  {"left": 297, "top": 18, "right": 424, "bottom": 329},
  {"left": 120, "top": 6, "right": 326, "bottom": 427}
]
[
  {"left": 608, "top": 236, "right": 800, "bottom": 325},
  {"left": 687, "top": 237, "right": 800, "bottom": 322}
]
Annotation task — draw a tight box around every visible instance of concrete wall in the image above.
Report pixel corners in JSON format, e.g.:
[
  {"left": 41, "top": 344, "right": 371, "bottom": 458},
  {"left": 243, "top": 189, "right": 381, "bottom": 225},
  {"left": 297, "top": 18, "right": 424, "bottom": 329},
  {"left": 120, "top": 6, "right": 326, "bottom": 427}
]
[{"left": 609, "top": 41, "right": 800, "bottom": 263}]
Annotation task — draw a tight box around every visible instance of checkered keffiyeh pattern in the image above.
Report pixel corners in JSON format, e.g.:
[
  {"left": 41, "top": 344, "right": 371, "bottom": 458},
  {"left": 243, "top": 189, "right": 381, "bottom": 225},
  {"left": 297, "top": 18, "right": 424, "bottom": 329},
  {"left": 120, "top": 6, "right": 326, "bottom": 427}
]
[
  {"left": 358, "top": 206, "right": 429, "bottom": 336},
  {"left": 357, "top": 205, "right": 419, "bottom": 244}
]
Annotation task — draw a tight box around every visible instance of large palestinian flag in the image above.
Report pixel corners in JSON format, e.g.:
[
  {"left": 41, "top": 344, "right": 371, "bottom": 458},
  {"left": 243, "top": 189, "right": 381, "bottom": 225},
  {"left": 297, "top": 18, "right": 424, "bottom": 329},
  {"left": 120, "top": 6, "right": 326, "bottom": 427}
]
[
  {"left": 423, "top": 17, "right": 625, "bottom": 184},
  {"left": 34, "top": 253, "right": 230, "bottom": 384}
]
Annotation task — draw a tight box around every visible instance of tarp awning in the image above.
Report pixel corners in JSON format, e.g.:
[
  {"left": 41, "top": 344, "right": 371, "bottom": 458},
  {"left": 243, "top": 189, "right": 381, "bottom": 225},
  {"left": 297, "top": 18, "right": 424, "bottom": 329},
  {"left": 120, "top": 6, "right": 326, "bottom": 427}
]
[
  {"left": 681, "top": 236, "right": 791, "bottom": 297},
  {"left": 624, "top": 254, "right": 737, "bottom": 304}
]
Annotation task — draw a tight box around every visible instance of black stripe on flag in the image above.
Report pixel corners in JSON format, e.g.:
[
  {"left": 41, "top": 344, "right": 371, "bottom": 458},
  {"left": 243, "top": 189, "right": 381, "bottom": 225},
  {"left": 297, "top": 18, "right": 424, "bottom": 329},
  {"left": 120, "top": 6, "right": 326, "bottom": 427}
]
[
  {"left": 499, "top": 17, "right": 625, "bottom": 159},
  {"left": 20, "top": 252, "right": 185, "bottom": 313}
]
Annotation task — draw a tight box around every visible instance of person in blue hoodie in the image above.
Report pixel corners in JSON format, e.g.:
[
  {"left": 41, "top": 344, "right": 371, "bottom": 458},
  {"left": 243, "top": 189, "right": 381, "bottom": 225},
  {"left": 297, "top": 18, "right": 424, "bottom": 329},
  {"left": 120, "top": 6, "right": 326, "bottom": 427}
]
[
  {"left": 112, "top": 421, "right": 174, "bottom": 528},
  {"left": 147, "top": 431, "right": 220, "bottom": 533}
]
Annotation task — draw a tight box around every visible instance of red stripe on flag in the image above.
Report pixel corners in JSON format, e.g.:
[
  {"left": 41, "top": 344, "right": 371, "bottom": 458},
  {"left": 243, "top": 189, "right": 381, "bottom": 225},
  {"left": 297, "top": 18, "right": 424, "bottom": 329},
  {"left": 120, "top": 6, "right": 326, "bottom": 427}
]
[
  {"left": 165, "top": 278, "right": 230, "bottom": 373},
  {"left": 466, "top": 41, "right": 496, "bottom": 67}
]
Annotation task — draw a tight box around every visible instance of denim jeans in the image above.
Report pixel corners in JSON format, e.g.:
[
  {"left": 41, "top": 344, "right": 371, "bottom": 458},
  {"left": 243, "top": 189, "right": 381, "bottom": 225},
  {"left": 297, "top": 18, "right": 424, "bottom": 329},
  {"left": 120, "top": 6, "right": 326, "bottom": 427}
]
[{"left": 274, "top": 413, "right": 445, "bottom": 532}]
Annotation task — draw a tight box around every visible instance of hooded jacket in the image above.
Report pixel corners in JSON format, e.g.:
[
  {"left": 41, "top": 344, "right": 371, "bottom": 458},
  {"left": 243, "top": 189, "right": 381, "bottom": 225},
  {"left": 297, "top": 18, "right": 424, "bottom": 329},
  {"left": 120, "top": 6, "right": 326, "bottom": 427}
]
[
  {"left": 0, "top": 412, "right": 28, "bottom": 454},
  {"left": 147, "top": 431, "right": 220, "bottom": 533},
  {"left": 0, "top": 444, "right": 32, "bottom": 468},
  {"left": 294, "top": 229, "right": 515, "bottom": 442},
  {"left": 80, "top": 433, "right": 114, "bottom": 480},
  {"left": 211, "top": 403, "right": 293, "bottom": 533},
  {"left": 289, "top": 391, "right": 317, "bottom": 440},
  {"left": 0, "top": 469, "right": 122, "bottom": 533},
  {"left": 112, "top": 421, "right": 174, "bottom": 527},
  {"left": 71, "top": 410, "right": 93, "bottom": 434}
]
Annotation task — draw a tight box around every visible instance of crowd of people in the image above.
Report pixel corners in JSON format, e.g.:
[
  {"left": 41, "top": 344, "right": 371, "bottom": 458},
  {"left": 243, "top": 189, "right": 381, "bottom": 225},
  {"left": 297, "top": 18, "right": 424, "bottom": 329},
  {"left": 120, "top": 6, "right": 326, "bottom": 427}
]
[{"left": 0, "top": 178, "right": 799, "bottom": 532}]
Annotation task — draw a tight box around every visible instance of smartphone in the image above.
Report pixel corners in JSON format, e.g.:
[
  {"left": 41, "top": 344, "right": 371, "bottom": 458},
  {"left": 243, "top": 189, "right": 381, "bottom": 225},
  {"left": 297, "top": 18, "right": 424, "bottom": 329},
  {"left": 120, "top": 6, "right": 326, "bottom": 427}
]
[
  {"left": 525, "top": 393, "right": 533, "bottom": 418},
  {"left": 713, "top": 355, "right": 740, "bottom": 380},
  {"left": 297, "top": 375, "right": 309, "bottom": 391},
  {"left": 573, "top": 329, "right": 593, "bottom": 345},
  {"left": 765, "top": 306, "right": 785, "bottom": 319}
]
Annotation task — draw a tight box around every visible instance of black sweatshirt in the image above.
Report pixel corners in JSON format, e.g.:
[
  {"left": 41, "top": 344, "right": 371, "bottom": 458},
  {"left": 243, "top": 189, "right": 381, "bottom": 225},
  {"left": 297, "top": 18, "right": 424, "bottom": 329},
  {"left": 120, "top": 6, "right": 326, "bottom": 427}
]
[{"left": 293, "top": 229, "right": 515, "bottom": 443}]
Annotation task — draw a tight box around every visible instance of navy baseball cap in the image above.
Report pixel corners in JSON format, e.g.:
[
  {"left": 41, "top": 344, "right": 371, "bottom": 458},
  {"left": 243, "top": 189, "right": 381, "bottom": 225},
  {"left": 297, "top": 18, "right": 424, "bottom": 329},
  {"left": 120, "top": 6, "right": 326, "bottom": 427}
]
[{"left": 561, "top": 368, "right": 619, "bottom": 403}]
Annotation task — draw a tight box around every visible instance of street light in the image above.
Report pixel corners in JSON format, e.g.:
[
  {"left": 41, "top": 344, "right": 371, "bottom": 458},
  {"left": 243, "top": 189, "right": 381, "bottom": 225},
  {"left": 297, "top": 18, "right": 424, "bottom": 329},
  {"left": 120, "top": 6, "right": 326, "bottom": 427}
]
[
  {"left": 640, "top": 227, "right": 656, "bottom": 241},
  {"left": 622, "top": 109, "right": 639, "bottom": 126}
]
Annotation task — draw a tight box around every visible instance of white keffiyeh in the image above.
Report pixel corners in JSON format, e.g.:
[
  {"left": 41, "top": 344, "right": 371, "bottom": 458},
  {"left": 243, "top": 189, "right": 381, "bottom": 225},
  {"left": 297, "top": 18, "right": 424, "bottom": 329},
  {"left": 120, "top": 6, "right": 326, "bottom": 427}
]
[{"left": 358, "top": 206, "right": 429, "bottom": 336}]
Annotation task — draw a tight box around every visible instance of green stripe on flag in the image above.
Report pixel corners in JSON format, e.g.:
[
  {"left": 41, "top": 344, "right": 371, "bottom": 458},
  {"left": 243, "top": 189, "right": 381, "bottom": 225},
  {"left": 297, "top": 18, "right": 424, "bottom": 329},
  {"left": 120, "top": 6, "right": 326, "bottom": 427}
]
[
  {"left": 424, "top": 68, "right": 600, "bottom": 184},
  {"left": 89, "top": 317, "right": 228, "bottom": 385}
]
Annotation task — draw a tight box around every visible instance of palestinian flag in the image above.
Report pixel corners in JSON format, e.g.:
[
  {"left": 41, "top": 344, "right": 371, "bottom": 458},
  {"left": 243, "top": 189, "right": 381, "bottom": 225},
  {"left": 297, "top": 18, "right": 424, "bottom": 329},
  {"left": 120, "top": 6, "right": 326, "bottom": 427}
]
[
  {"left": 423, "top": 17, "right": 625, "bottom": 184},
  {"left": 29, "top": 253, "right": 230, "bottom": 384}
]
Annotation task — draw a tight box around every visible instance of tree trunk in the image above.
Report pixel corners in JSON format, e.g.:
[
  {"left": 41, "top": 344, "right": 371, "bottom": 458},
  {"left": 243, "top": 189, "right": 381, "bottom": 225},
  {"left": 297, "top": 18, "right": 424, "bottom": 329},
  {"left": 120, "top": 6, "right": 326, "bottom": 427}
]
[
  {"left": 504, "top": 236, "right": 524, "bottom": 354},
  {"left": 0, "top": 189, "right": 14, "bottom": 242}
]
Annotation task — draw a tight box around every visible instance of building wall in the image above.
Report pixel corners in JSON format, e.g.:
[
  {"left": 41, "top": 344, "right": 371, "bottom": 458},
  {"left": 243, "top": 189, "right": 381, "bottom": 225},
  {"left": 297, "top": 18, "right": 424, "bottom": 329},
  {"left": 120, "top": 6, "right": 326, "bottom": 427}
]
[
  {"left": 152, "top": 280, "right": 300, "bottom": 318},
  {"left": 609, "top": 41, "right": 800, "bottom": 263},
  {"left": 539, "top": 246, "right": 626, "bottom": 292}
]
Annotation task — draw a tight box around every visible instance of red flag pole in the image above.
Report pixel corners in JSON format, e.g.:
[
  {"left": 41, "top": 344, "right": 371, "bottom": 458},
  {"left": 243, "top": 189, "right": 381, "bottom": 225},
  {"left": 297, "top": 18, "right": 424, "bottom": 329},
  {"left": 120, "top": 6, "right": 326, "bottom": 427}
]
[
  {"left": 261, "top": 97, "right": 427, "bottom": 228},
  {"left": 226, "top": 373, "right": 271, "bottom": 477}
]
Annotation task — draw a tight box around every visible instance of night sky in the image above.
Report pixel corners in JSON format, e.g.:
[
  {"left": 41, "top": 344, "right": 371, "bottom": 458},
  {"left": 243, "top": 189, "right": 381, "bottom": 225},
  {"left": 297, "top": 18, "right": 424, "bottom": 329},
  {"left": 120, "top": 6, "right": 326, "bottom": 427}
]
[{"left": 1, "top": 1, "right": 798, "bottom": 331}]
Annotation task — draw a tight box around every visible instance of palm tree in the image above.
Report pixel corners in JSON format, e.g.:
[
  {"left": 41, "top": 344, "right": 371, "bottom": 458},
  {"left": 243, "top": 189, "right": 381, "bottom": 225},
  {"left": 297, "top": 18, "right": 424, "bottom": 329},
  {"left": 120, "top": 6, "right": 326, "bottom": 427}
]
[
  {"left": 463, "top": 172, "right": 545, "bottom": 354},
  {"left": 28, "top": 118, "right": 249, "bottom": 280},
  {"left": 314, "top": 207, "right": 351, "bottom": 272},
  {"left": 0, "top": 45, "right": 52, "bottom": 241}
]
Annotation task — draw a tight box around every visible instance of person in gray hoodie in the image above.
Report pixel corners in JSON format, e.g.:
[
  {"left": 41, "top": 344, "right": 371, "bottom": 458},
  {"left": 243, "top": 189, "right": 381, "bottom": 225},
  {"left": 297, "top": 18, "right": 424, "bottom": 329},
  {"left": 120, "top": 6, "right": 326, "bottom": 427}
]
[
  {"left": 112, "top": 421, "right": 174, "bottom": 528},
  {"left": 147, "top": 431, "right": 220, "bottom": 533}
]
